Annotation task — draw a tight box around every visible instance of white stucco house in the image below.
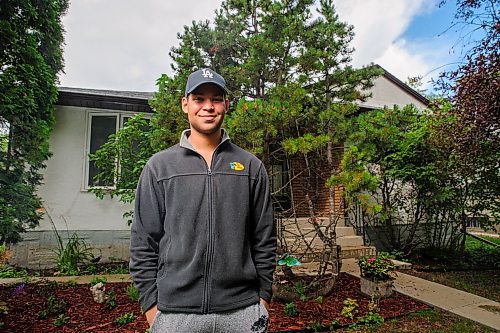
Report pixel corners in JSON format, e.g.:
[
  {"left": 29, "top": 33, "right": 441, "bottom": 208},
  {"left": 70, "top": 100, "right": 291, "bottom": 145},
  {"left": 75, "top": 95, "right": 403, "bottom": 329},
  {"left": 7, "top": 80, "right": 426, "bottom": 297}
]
[
  {"left": 9, "top": 88, "right": 155, "bottom": 268},
  {"left": 9, "top": 67, "right": 429, "bottom": 268}
]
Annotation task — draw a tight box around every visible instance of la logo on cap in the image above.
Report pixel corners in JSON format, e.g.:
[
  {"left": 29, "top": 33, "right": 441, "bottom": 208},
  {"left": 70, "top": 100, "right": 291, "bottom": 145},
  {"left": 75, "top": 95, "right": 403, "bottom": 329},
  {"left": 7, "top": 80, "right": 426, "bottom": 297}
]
[{"left": 202, "top": 69, "right": 214, "bottom": 78}]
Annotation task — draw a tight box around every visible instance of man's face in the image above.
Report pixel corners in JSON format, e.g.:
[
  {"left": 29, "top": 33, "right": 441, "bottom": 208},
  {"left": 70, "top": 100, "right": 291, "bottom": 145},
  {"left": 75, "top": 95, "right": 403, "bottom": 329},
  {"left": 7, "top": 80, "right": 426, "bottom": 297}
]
[{"left": 182, "top": 83, "right": 229, "bottom": 136}]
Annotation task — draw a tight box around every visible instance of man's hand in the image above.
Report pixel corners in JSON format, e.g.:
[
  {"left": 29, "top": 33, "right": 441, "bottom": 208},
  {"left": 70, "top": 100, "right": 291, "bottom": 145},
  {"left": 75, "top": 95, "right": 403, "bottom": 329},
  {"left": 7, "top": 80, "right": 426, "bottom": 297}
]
[
  {"left": 260, "top": 298, "right": 269, "bottom": 311},
  {"left": 145, "top": 305, "right": 158, "bottom": 327}
]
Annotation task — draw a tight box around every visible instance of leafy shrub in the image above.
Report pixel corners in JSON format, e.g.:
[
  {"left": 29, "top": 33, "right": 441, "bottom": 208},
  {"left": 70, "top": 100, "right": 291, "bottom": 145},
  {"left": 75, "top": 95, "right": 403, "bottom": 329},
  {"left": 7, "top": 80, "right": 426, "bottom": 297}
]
[
  {"left": 53, "top": 314, "right": 70, "bottom": 327},
  {"left": 283, "top": 302, "right": 298, "bottom": 317},
  {"left": 0, "top": 266, "right": 29, "bottom": 279},
  {"left": 358, "top": 312, "right": 384, "bottom": 328},
  {"left": 126, "top": 283, "right": 139, "bottom": 301},
  {"left": 294, "top": 282, "right": 307, "bottom": 301},
  {"left": 66, "top": 280, "right": 77, "bottom": 288},
  {"left": 90, "top": 276, "right": 107, "bottom": 286},
  {"left": 340, "top": 298, "right": 359, "bottom": 319},
  {"left": 106, "top": 289, "right": 117, "bottom": 310},
  {"left": 329, "top": 319, "right": 340, "bottom": 330},
  {"left": 103, "top": 264, "right": 129, "bottom": 275},
  {"left": 0, "top": 243, "right": 11, "bottom": 268},
  {"left": 115, "top": 312, "right": 135, "bottom": 325},
  {"left": 0, "top": 301, "right": 8, "bottom": 315},
  {"left": 358, "top": 252, "right": 395, "bottom": 281},
  {"left": 314, "top": 295, "right": 323, "bottom": 304},
  {"left": 308, "top": 320, "right": 324, "bottom": 332},
  {"left": 54, "top": 232, "right": 93, "bottom": 275},
  {"left": 464, "top": 236, "right": 500, "bottom": 268},
  {"left": 38, "top": 295, "right": 67, "bottom": 319}
]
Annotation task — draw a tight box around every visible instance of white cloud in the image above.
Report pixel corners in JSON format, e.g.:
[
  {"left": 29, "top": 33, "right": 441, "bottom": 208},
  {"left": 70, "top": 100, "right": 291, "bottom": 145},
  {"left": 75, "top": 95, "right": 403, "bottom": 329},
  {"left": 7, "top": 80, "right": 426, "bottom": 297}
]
[
  {"left": 59, "top": 0, "right": 450, "bottom": 92},
  {"left": 374, "top": 40, "right": 428, "bottom": 82},
  {"left": 60, "top": 0, "right": 223, "bottom": 91},
  {"left": 333, "top": 0, "right": 440, "bottom": 86}
]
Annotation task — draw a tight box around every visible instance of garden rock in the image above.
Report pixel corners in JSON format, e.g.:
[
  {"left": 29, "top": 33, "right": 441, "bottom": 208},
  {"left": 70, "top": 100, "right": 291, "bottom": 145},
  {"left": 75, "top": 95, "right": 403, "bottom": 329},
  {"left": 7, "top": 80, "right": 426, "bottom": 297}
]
[
  {"left": 90, "top": 282, "right": 107, "bottom": 303},
  {"left": 360, "top": 276, "right": 394, "bottom": 298}
]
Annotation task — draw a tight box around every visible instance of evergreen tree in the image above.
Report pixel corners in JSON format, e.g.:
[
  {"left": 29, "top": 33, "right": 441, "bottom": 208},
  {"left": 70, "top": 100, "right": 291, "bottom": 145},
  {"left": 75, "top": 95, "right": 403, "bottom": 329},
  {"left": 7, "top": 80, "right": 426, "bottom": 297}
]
[
  {"left": 0, "top": 0, "right": 68, "bottom": 243},
  {"left": 92, "top": 1, "right": 382, "bottom": 290}
]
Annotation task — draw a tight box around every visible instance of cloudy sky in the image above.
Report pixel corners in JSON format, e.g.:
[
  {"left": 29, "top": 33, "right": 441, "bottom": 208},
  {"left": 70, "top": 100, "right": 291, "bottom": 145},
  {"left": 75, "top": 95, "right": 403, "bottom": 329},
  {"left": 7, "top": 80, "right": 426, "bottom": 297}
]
[{"left": 59, "top": 0, "right": 461, "bottom": 92}]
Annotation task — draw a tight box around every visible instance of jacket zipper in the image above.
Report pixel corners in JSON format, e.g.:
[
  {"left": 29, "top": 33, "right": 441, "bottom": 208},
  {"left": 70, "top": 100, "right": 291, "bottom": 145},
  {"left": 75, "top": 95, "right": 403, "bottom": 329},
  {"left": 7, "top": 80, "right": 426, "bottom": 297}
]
[
  {"left": 203, "top": 166, "right": 214, "bottom": 314},
  {"left": 186, "top": 139, "right": 226, "bottom": 314}
]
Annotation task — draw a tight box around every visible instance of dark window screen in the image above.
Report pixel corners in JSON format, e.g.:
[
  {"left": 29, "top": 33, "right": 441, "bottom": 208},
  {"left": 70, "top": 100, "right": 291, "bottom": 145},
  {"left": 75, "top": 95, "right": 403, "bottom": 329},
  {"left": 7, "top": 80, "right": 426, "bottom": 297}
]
[{"left": 88, "top": 115, "right": 117, "bottom": 187}]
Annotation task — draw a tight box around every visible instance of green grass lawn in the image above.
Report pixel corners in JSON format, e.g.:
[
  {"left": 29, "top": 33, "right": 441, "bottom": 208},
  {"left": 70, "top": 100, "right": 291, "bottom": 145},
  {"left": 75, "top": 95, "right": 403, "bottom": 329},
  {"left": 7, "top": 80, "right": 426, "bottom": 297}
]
[
  {"left": 406, "top": 234, "right": 500, "bottom": 302},
  {"left": 408, "top": 269, "right": 500, "bottom": 302}
]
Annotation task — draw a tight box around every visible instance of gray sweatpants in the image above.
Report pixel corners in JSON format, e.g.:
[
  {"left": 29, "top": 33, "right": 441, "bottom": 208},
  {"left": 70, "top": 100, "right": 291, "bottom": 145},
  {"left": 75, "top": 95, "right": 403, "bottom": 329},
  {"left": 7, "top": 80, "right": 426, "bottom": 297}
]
[{"left": 150, "top": 302, "right": 269, "bottom": 333}]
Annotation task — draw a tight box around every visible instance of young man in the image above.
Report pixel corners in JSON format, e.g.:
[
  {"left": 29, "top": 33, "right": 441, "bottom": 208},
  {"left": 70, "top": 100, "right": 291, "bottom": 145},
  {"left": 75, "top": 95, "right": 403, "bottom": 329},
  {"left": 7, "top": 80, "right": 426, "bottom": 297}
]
[{"left": 129, "top": 68, "right": 276, "bottom": 333}]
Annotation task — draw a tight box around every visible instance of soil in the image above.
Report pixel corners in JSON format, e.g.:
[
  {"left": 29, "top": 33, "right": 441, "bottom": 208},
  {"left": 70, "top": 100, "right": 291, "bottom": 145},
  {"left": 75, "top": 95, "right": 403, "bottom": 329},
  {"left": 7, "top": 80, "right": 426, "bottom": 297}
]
[{"left": 0, "top": 273, "right": 429, "bottom": 333}]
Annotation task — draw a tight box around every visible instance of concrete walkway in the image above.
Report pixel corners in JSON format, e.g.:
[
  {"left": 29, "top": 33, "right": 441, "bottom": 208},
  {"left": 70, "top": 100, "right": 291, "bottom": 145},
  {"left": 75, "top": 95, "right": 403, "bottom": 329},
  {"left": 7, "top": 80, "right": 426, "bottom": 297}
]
[{"left": 342, "top": 258, "right": 500, "bottom": 331}]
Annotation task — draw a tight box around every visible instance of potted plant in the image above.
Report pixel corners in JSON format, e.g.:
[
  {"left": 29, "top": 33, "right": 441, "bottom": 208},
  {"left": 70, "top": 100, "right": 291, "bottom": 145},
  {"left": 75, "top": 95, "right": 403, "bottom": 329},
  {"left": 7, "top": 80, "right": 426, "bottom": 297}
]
[{"left": 358, "top": 252, "right": 395, "bottom": 298}]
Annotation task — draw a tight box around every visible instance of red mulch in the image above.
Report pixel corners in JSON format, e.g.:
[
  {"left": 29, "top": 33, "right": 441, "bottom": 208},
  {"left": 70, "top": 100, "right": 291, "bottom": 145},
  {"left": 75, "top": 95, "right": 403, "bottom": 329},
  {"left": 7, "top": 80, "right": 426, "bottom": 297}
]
[{"left": 0, "top": 273, "right": 429, "bottom": 332}]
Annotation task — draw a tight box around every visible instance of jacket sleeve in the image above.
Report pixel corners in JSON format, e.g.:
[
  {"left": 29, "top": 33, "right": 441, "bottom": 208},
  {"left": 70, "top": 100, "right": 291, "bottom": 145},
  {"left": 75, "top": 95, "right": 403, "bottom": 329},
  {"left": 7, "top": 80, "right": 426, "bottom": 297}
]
[
  {"left": 252, "top": 162, "right": 277, "bottom": 303},
  {"left": 129, "top": 163, "right": 165, "bottom": 312}
]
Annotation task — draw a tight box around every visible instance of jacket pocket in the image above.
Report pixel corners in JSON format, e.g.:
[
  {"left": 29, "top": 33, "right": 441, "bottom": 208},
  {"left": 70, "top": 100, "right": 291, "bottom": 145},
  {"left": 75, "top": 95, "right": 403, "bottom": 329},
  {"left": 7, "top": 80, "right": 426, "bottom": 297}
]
[{"left": 157, "top": 236, "right": 171, "bottom": 281}]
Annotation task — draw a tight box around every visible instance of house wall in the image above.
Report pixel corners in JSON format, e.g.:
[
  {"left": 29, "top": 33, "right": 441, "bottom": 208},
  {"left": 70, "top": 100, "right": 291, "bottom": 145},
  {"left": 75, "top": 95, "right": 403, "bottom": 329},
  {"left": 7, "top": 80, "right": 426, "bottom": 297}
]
[
  {"left": 9, "top": 105, "right": 134, "bottom": 269},
  {"left": 360, "top": 75, "right": 427, "bottom": 110},
  {"left": 288, "top": 154, "right": 344, "bottom": 221}
]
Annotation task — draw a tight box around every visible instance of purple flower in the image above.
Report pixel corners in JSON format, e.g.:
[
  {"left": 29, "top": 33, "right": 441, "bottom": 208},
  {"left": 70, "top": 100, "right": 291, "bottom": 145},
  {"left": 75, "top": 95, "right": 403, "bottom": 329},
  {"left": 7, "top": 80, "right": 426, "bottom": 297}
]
[{"left": 12, "top": 283, "right": 26, "bottom": 295}]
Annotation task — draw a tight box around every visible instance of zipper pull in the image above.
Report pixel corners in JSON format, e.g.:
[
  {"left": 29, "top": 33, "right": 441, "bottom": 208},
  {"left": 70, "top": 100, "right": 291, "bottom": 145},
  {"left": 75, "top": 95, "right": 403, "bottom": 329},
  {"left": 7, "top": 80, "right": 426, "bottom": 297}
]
[{"left": 208, "top": 168, "right": 212, "bottom": 175}]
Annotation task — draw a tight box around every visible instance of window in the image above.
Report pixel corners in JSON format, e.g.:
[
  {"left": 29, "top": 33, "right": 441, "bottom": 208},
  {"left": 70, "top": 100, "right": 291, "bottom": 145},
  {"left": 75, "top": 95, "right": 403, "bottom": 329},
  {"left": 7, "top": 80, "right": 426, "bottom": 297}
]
[
  {"left": 85, "top": 111, "right": 149, "bottom": 189},
  {"left": 270, "top": 164, "right": 285, "bottom": 195},
  {"left": 270, "top": 162, "right": 291, "bottom": 211},
  {"left": 87, "top": 113, "right": 118, "bottom": 188}
]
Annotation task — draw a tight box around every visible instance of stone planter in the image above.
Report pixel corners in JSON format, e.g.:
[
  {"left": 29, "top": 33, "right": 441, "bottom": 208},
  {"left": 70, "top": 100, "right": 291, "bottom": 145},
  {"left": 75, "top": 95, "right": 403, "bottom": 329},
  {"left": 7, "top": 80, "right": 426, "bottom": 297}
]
[
  {"left": 359, "top": 276, "right": 394, "bottom": 299},
  {"left": 272, "top": 275, "right": 337, "bottom": 302}
]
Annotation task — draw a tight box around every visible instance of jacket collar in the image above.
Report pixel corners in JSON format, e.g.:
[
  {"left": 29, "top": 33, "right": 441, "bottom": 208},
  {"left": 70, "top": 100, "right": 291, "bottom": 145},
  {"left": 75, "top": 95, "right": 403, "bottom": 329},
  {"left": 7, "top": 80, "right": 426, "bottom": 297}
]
[{"left": 179, "top": 129, "right": 231, "bottom": 152}]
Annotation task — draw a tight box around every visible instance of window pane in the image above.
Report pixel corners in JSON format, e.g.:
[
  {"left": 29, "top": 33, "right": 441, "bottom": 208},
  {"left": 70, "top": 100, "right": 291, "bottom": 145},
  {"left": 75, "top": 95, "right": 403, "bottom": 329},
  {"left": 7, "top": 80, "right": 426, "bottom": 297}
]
[
  {"left": 271, "top": 164, "right": 284, "bottom": 194},
  {"left": 88, "top": 115, "right": 117, "bottom": 187}
]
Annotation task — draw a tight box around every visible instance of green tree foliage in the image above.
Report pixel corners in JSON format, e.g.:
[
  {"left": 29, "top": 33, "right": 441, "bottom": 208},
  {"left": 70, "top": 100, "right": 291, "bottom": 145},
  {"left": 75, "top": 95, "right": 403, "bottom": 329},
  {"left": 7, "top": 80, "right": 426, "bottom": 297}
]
[
  {"left": 334, "top": 99, "right": 497, "bottom": 253},
  {"left": 90, "top": 0, "right": 381, "bottom": 290},
  {"left": 331, "top": 105, "right": 442, "bottom": 252},
  {"left": 0, "top": 0, "right": 68, "bottom": 243},
  {"left": 91, "top": 0, "right": 381, "bottom": 215},
  {"left": 331, "top": 0, "right": 499, "bottom": 253}
]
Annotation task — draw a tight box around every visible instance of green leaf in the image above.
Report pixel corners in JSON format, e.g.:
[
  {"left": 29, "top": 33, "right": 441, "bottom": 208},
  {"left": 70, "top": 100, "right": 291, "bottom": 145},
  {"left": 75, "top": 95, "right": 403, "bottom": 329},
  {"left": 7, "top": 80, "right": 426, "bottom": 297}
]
[{"left": 278, "top": 254, "right": 301, "bottom": 267}]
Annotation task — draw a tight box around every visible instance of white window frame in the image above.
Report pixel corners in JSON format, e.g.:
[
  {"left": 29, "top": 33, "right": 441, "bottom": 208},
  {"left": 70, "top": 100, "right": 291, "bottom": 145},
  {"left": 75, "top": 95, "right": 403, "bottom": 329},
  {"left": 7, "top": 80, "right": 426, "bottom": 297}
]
[{"left": 83, "top": 110, "right": 149, "bottom": 191}]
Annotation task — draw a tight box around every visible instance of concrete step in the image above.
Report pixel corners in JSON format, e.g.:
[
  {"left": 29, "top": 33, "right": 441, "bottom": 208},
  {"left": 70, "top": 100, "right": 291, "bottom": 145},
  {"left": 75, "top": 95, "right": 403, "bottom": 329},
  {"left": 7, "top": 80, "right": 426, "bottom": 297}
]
[
  {"left": 340, "top": 245, "right": 376, "bottom": 259},
  {"left": 392, "top": 259, "right": 412, "bottom": 270},
  {"left": 336, "top": 235, "right": 364, "bottom": 247},
  {"left": 284, "top": 226, "right": 355, "bottom": 238},
  {"left": 283, "top": 235, "right": 363, "bottom": 248},
  {"left": 280, "top": 224, "right": 355, "bottom": 237}
]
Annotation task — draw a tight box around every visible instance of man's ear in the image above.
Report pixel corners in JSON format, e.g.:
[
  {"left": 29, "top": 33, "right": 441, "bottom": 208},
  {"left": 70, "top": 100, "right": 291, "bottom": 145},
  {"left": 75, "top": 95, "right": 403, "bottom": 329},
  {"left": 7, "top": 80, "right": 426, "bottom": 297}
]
[
  {"left": 225, "top": 99, "right": 229, "bottom": 111},
  {"left": 181, "top": 96, "right": 188, "bottom": 114}
]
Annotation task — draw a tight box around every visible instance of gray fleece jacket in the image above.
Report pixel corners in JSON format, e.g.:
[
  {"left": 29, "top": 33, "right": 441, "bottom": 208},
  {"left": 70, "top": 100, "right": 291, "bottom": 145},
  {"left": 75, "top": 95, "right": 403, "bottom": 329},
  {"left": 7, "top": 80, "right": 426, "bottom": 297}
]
[{"left": 129, "top": 129, "right": 276, "bottom": 314}]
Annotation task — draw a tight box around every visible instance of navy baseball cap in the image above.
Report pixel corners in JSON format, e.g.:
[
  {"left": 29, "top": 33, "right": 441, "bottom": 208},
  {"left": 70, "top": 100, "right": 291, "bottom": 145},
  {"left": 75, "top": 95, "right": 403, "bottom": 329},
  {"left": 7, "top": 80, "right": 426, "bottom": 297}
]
[{"left": 185, "top": 68, "right": 228, "bottom": 97}]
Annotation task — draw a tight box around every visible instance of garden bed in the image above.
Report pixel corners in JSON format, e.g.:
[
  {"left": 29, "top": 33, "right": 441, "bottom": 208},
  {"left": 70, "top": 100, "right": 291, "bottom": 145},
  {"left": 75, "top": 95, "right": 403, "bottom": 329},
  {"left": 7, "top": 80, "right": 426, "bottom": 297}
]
[{"left": 0, "top": 273, "right": 429, "bottom": 332}]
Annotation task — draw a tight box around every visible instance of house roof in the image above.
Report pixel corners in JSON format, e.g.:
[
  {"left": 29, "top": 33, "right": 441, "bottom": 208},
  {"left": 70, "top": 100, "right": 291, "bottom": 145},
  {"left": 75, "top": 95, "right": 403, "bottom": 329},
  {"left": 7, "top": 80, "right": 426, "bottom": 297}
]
[
  {"left": 57, "top": 87, "right": 154, "bottom": 113},
  {"left": 56, "top": 67, "right": 429, "bottom": 113}
]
